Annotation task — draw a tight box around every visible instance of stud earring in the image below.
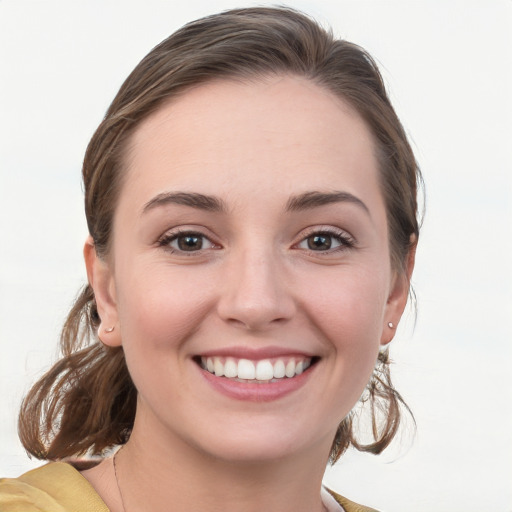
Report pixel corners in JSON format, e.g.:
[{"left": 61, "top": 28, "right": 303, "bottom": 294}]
[
  {"left": 104, "top": 326, "right": 115, "bottom": 333},
  {"left": 387, "top": 322, "right": 395, "bottom": 329}
]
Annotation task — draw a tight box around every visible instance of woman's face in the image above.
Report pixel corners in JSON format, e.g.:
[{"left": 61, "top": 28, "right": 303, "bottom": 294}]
[{"left": 90, "top": 76, "right": 409, "bottom": 463}]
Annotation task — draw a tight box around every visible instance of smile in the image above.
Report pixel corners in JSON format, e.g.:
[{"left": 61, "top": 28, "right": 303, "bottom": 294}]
[{"left": 198, "top": 356, "right": 316, "bottom": 383}]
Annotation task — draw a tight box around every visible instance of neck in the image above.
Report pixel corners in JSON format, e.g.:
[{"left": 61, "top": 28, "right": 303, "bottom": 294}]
[{"left": 115, "top": 413, "right": 332, "bottom": 512}]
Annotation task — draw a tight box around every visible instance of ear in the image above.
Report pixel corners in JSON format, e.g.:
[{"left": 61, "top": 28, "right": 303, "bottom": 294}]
[
  {"left": 84, "top": 235, "right": 122, "bottom": 347},
  {"left": 380, "top": 239, "right": 417, "bottom": 345}
]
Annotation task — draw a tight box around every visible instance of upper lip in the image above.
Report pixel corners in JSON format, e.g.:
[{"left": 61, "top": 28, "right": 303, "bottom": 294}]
[{"left": 197, "top": 346, "right": 318, "bottom": 360}]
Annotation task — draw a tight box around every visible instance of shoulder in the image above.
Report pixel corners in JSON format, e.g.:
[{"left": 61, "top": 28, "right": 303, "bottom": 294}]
[
  {"left": 326, "top": 487, "right": 381, "bottom": 512},
  {"left": 0, "top": 462, "right": 109, "bottom": 512}
]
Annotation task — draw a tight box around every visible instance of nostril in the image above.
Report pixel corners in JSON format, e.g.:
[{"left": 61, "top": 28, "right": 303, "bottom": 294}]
[{"left": 216, "top": 270, "right": 296, "bottom": 330}]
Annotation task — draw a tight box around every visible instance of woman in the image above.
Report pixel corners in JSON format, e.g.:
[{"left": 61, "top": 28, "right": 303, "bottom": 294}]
[{"left": 0, "top": 7, "right": 420, "bottom": 512}]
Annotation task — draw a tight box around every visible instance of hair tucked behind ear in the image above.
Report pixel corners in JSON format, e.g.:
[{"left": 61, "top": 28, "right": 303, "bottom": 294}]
[
  {"left": 18, "top": 285, "right": 136, "bottom": 459},
  {"left": 329, "top": 350, "right": 414, "bottom": 463},
  {"left": 18, "top": 6, "right": 421, "bottom": 461}
]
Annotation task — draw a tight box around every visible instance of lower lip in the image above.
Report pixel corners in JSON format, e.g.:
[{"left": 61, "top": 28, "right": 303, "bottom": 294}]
[{"left": 198, "top": 364, "right": 315, "bottom": 402}]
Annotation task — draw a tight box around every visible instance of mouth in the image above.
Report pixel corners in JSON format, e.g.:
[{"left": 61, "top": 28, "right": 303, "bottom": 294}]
[{"left": 194, "top": 355, "right": 320, "bottom": 383}]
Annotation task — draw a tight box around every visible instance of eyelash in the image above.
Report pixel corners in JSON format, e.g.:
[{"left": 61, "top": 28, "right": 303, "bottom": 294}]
[
  {"left": 294, "top": 227, "right": 356, "bottom": 255},
  {"left": 157, "top": 226, "right": 355, "bottom": 255},
  {"left": 158, "top": 229, "right": 219, "bottom": 255}
]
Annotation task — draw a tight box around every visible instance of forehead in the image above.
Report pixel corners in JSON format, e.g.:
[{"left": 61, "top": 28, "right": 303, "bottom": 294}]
[{"left": 122, "top": 75, "right": 381, "bottom": 210}]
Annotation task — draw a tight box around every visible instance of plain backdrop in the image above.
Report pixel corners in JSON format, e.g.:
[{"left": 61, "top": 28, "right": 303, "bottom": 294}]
[{"left": 1, "top": 1, "right": 511, "bottom": 511}]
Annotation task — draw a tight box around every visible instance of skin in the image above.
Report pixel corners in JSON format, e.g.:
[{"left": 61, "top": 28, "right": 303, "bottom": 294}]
[{"left": 82, "top": 75, "right": 413, "bottom": 512}]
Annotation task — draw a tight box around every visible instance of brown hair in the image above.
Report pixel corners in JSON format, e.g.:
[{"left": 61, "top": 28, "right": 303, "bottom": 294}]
[{"left": 19, "top": 6, "right": 421, "bottom": 463}]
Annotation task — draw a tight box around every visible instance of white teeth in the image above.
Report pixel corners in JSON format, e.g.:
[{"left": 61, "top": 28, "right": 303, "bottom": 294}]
[
  {"left": 285, "top": 360, "right": 296, "bottom": 378},
  {"left": 202, "top": 356, "right": 313, "bottom": 381},
  {"left": 238, "top": 359, "right": 256, "bottom": 380},
  {"left": 214, "top": 357, "right": 224, "bottom": 377},
  {"left": 256, "top": 360, "right": 274, "bottom": 381},
  {"left": 273, "top": 360, "right": 286, "bottom": 379},
  {"left": 224, "top": 357, "right": 238, "bottom": 378}
]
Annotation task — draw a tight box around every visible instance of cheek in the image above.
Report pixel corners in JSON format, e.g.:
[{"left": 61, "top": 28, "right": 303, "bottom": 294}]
[
  {"left": 114, "top": 263, "right": 214, "bottom": 353},
  {"left": 302, "top": 267, "right": 389, "bottom": 383},
  {"left": 305, "top": 266, "right": 389, "bottom": 341},
  {"left": 112, "top": 265, "right": 216, "bottom": 406}
]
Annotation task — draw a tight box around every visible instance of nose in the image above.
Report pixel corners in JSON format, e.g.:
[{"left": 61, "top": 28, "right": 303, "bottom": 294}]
[{"left": 216, "top": 247, "right": 296, "bottom": 331}]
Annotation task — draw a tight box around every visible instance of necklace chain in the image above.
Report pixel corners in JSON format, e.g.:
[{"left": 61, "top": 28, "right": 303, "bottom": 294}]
[
  {"left": 113, "top": 447, "right": 128, "bottom": 512},
  {"left": 113, "top": 447, "right": 329, "bottom": 512}
]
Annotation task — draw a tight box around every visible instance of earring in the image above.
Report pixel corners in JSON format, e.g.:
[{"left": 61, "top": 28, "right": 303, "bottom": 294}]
[
  {"left": 387, "top": 322, "right": 395, "bottom": 329},
  {"left": 98, "top": 325, "right": 115, "bottom": 346}
]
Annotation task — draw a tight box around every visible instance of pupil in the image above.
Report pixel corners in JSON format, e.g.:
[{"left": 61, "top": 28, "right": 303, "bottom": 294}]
[
  {"left": 178, "top": 235, "right": 202, "bottom": 251},
  {"left": 308, "top": 235, "right": 331, "bottom": 250}
]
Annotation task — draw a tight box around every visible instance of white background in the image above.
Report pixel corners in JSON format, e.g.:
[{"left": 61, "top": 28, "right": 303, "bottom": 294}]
[{"left": 0, "top": 1, "right": 511, "bottom": 511}]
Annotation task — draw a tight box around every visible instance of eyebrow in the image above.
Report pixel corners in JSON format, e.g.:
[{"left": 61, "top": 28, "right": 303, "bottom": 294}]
[
  {"left": 141, "top": 190, "right": 369, "bottom": 216},
  {"left": 142, "top": 192, "right": 227, "bottom": 214},
  {"left": 285, "top": 191, "right": 370, "bottom": 215}
]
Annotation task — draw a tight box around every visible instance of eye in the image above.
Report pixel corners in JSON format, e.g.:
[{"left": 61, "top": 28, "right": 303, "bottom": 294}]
[
  {"left": 296, "top": 228, "right": 355, "bottom": 253},
  {"left": 159, "top": 230, "right": 216, "bottom": 253}
]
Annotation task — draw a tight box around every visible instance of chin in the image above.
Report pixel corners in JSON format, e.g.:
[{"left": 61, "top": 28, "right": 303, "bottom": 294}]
[{"left": 183, "top": 418, "right": 333, "bottom": 465}]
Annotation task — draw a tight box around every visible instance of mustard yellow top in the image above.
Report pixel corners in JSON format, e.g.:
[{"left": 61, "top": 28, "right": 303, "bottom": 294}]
[
  {"left": 0, "top": 463, "right": 109, "bottom": 512},
  {"left": 0, "top": 462, "right": 378, "bottom": 512}
]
